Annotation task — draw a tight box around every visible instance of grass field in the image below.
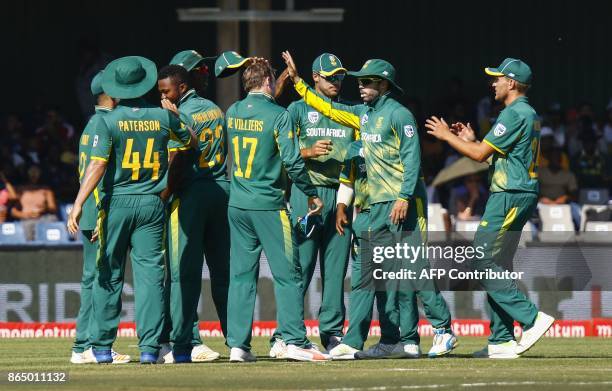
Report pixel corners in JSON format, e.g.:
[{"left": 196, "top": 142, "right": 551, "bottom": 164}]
[{"left": 1, "top": 337, "right": 611, "bottom": 390}]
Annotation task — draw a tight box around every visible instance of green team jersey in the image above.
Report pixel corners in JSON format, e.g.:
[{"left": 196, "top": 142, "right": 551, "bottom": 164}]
[
  {"left": 340, "top": 140, "right": 369, "bottom": 210},
  {"left": 287, "top": 99, "right": 357, "bottom": 187},
  {"left": 294, "top": 80, "right": 421, "bottom": 204},
  {"left": 225, "top": 92, "right": 317, "bottom": 210},
  {"left": 483, "top": 96, "right": 541, "bottom": 193},
  {"left": 78, "top": 106, "right": 110, "bottom": 229},
  {"left": 168, "top": 89, "right": 228, "bottom": 182},
  {"left": 91, "top": 98, "right": 191, "bottom": 196}
]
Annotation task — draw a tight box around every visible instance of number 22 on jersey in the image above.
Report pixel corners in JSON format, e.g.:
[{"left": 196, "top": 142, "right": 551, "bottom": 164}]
[
  {"left": 121, "top": 138, "right": 160, "bottom": 181},
  {"left": 232, "top": 136, "right": 258, "bottom": 178}
]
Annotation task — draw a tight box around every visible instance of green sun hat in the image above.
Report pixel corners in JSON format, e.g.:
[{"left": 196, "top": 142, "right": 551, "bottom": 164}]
[
  {"left": 90, "top": 70, "right": 105, "bottom": 96},
  {"left": 215, "top": 51, "right": 251, "bottom": 78},
  {"left": 485, "top": 58, "right": 532, "bottom": 85},
  {"left": 170, "top": 50, "right": 215, "bottom": 71},
  {"left": 101, "top": 56, "right": 157, "bottom": 99},
  {"left": 347, "top": 59, "right": 403, "bottom": 94},
  {"left": 312, "top": 53, "right": 347, "bottom": 76}
]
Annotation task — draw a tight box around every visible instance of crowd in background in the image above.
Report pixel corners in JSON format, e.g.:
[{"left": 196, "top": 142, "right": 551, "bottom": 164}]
[{"left": 1, "top": 78, "right": 611, "bottom": 231}]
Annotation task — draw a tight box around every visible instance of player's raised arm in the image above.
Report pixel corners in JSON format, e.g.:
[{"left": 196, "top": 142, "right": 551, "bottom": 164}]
[
  {"left": 282, "top": 51, "right": 362, "bottom": 130},
  {"left": 274, "top": 110, "right": 323, "bottom": 214}
]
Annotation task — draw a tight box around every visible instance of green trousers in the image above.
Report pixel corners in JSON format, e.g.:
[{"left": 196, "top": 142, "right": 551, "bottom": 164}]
[
  {"left": 163, "top": 179, "right": 230, "bottom": 355},
  {"left": 342, "top": 210, "right": 401, "bottom": 350},
  {"left": 227, "top": 207, "right": 309, "bottom": 351},
  {"left": 288, "top": 184, "right": 351, "bottom": 347},
  {"left": 369, "top": 185, "right": 452, "bottom": 344},
  {"left": 72, "top": 230, "right": 97, "bottom": 353},
  {"left": 90, "top": 195, "right": 166, "bottom": 354},
  {"left": 473, "top": 191, "right": 539, "bottom": 344}
]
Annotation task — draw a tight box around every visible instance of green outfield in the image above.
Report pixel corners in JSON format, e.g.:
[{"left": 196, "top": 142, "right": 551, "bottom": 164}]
[{"left": 1, "top": 337, "right": 611, "bottom": 391}]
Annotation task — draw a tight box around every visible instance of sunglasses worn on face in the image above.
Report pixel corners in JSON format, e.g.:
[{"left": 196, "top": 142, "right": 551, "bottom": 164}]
[
  {"left": 358, "top": 77, "right": 382, "bottom": 86},
  {"left": 321, "top": 73, "right": 345, "bottom": 83}
]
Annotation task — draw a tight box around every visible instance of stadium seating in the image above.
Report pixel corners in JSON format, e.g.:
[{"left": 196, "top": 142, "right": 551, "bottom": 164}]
[
  {"left": 58, "top": 203, "right": 74, "bottom": 222},
  {"left": 585, "top": 221, "right": 612, "bottom": 232},
  {"left": 538, "top": 204, "right": 574, "bottom": 242},
  {"left": 34, "top": 222, "right": 73, "bottom": 244},
  {"left": 579, "top": 188, "right": 609, "bottom": 205},
  {"left": 427, "top": 203, "right": 446, "bottom": 232},
  {"left": 0, "top": 222, "right": 27, "bottom": 244},
  {"left": 580, "top": 204, "right": 610, "bottom": 231}
]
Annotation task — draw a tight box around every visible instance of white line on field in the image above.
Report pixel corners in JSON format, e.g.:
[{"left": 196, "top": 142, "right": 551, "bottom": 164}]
[{"left": 305, "top": 380, "right": 612, "bottom": 391}]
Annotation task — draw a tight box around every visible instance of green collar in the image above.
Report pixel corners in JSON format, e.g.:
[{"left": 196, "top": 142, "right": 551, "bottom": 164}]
[
  {"left": 248, "top": 91, "right": 275, "bottom": 102},
  {"left": 369, "top": 92, "right": 391, "bottom": 110},
  {"left": 95, "top": 106, "right": 112, "bottom": 114},
  {"left": 178, "top": 89, "right": 197, "bottom": 107},
  {"left": 507, "top": 95, "right": 528, "bottom": 108}
]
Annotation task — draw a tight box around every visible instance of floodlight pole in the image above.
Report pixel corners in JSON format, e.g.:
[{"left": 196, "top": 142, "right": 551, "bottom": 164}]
[{"left": 177, "top": 0, "right": 344, "bottom": 109}]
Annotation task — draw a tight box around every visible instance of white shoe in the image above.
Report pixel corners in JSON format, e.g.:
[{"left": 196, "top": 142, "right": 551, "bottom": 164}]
[
  {"left": 70, "top": 351, "right": 86, "bottom": 364},
  {"left": 473, "top": 340, "right": 520, "bottom": 359},
  {"left": 111, "top": 349, "right": 131, "bottom": 364},
  {"left": 428, "top": 328, "right": 458, "bottom": 357},
  {"left": 354, "top": 342, "right": 406, "bottom": 359},
  {"left": 229, "top": 347, "right": 257, "bottom": 362},
  {"left": 286, "top": 344, "right": 331, "bottom": 362},
  {"left": 157, "top": 343, "right": 174, "bottom": 364},
  {"left": 329, "top": 343, "right": 358, "bottom": 360},
  {"left": 325, "top": 336, "right": 342, "bottom": 352},
  {"left": 403, "top": 344, "right": 421, "bottom": 358},
  {"left": 516, "top": 312, "right": 555, "bottom": 354},
  {"left": 191, "top": 344, "right": 220, "bottom": 362},
  {"left": 269, "top": 338, "right": 288, "bottom": 358}
]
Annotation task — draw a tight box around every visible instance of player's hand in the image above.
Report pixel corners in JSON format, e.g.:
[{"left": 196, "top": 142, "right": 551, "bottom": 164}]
[
  {"left": 307, "top": 196, "right": 324, "bottom": 216},
  {"left": 90, "top": 226, "right": 99, "bottom": 243},
  {"left": 307, "top": 140, "right": 332, "bottom": 158},
  {"left": 281, "top": 51, "right": 301, "bottom": 84},
  {"left": 274, "top": 68, "right": 290, "bottom": 99},
  {"left": 161, "top": 98, "right": 179, "bottom": 116},
  {"left": 451, "top": 122, "right": 477, "bottom": 142},
  {"left": 336, "top": 203, "right": 349, "bottom": 236},
  {"left": 425, "top": 116, "right": 452, "bottom": 141},
  {"left": 389, "top": 198, "right": 409, "bottom": 225},
  {"left": 67, "top": 203, "right": 82, "bottom": 235}
]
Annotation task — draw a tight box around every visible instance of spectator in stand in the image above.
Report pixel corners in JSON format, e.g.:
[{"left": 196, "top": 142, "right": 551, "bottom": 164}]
[
  {"left": 35, "top": 107, "right": 75, "bottom": 144},
  {"left": 0, "top": 171, "right": 18, "bottom": 223},
  {"left": 539, "top": 148, "right": 580, "bottom": 229},
  {"left": 603, "top": 100, "right": 612, "bottom": 155},
  {"left": 539, "top": 127, "right": 570, "bottom": 170},
  {"left": 545, "top": 103, "right": 566, "bottom": 149},
  {"left": 572, "top": 128, "right": 611, "bottom": 190},
  {"left": 449, "top": 174, "right": 488, "bottom": 221},
  {"left": 10, "top": 165, "right": 58, "bottom": 240}
]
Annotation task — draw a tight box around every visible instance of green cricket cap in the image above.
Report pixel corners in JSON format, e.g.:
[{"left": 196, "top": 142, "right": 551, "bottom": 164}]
[
  {"left": 347, "top": 59, "right": 403, "bottom": 94},
  {"left": 90, "top": 70, "right": 104, "bottom": 96},
  {"left": 215, "top": 51, "right": 251, "bottom": 78},
  {"left": 312, "top": 53, "right": 347, "bottom": 76},
  {"left": 485, "top": 57, "right": 532, "bottom": 85},
  {"left": 101, "top": 56, "right": 157, "bottom": 99},
  {"left": 170, "top": 50, "right": 214, "bottom": 71}
]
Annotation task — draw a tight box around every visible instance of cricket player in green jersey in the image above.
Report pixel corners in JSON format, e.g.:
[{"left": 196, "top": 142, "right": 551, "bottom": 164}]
[
  {"left": 170, "top": 50, "right": 215, "bottom": 96},
  {"left": 225, "top": 59, "right": 329, "bottom": 362},
  {"left": 425, "top": 58, "right": 555, "bottom": 359},
  {"left": 329, "top": 140, "right": 404, "bottom": 359},
  {"left": 283, "top": 51, "right": 457, "bottom": 358},
  {"left": 271, "top": 53, "right": 357, "bottom": 355},
  {"left": 67, "top": 56, "right": 196, "bottom": 364},
  {"left": 156, "top": 64, "right": 228, "bottom": 363},
  {"left": 70, "top": 71, "right": 130, "bottom": 365}
]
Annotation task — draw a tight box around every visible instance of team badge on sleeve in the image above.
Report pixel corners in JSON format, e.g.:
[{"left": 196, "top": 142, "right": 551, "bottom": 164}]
[
  {"left": 93, "top": 135, "right": 99, "bottom": 147},
  {"left": 404, "top": 125, "right": 415, "bottom": 138},
  {"left": 493, "top": 123, "right": 507, "bottom": 136},
  {"left": 308, "top": 111, "right": 320, "bottom": 124}
]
